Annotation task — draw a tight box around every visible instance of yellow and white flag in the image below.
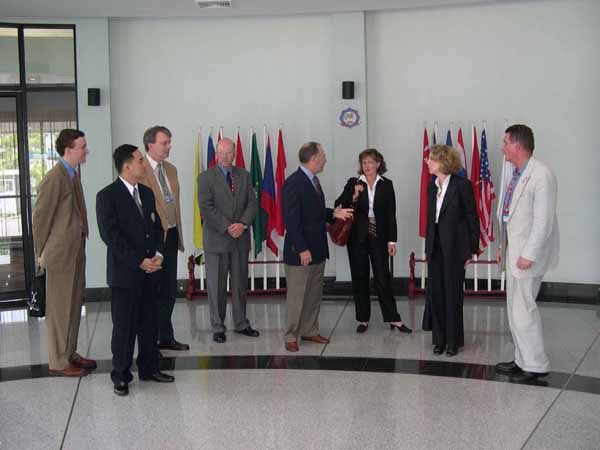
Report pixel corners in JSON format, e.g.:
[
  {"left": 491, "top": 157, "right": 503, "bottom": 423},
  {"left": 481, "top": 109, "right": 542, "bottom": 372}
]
[{"left": 193, "top": 131, "right": 203, "bottom": 255}]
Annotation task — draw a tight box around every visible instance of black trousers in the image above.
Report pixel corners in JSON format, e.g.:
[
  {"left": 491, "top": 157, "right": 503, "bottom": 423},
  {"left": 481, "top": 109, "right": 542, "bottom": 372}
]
[
  {"left": 427, "top": 228, "right": 465, "bottom": 349},
  {"left": 110, "top": 274, "right": 160, "bottom": 384},
  {"left": 157, "top": 228, "right": 179, "bottom": 342},
  {"left": 347, "top": 237, "right": 401, "bottom": 323}
]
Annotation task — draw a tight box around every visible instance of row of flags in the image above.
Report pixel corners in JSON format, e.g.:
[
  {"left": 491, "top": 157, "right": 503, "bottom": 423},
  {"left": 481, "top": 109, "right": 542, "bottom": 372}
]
[
  {"left": 193, "top": 126, "right": 288, "bottom": 258},
  {"left": 419, "top": 124, "right": 496, "bottom": 254}
]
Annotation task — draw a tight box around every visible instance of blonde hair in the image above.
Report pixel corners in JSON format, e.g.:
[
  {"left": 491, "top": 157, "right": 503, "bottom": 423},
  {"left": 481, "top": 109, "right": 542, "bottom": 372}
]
[{"left": 428, "top": 144, "right": 463, "bottom": 175}]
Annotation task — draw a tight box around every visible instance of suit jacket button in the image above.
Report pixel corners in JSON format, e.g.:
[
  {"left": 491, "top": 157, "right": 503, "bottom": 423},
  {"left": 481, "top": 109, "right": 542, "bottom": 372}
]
[{"left": 146, "top": 234, "right": 150, "bottom": 238}]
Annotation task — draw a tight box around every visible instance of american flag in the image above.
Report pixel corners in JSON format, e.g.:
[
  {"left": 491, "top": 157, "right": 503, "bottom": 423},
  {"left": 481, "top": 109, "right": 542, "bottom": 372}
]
[{"left": 479, "top": 129, "right": 495, "bottom": 245}]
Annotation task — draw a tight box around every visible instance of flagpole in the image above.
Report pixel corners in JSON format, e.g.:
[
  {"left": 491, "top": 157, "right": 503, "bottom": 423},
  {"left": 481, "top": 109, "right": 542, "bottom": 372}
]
[
  {"left": 434, "top": 121, "right": 438, "bottom": 144},
  {"left": 472, "top": 122, "right": 478, "bottom": 292},
  {"left": 421, "top": 121, "right": 427, "bottom": 289},
  {"left": 500, "top": 119, "right": 509, "bottom": 292},
  {"left": 483, "top": 120, "right": 492, "bottom": 292},
  {"left": 197, "top": 126, "right": 205, "bottom": 291},
  {"left": 249, "top": 126, "right": 255, "bottom": 290},
  {"left": 263, "top": 124, "right": 268, "bottom": 289},
  {"left": 275, "top": 122, "right": 284, "bottom": 290}
]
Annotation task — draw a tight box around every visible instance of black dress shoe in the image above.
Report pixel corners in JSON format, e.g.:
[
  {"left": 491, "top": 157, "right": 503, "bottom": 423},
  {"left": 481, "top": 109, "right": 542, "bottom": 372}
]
[
  {"left": 234, "top": 326, "right": 260, "bottom": 337},
  {"left": 356, "top": 324, "right": 368, "bottom": 334},
  {"left": 390, "top": 323, "right": 412, "bottom": 334},
  {"left": 140, "top": 371, "right": 175, "bottom": 383},
  {"left": 213, "top": 332, "right": 226, "bottom": 343},
  {"left": 509, "top": 370, "right": 548, "bottom": 382},
  {"left": 495, "top": 360, "right": 522, "bottom": 375},
  {"left": 433, "top": 345, "right": 444, "bottom": 355},
  {"left": 158, "top": 340, "right": 190, "bottom": 351},
  {"left": 446, "top": 347, "right": 458, "bottom": 357},
  {"left": 114, "top": 382, "right": 129, "bottom": 396}
]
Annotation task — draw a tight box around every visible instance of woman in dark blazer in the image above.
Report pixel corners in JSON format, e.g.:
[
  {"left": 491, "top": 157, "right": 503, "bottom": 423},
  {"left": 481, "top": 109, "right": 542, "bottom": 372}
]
[
  {"left": 335, "top": 149, "right": 412, "bottom": 334},
  {"left": 424, "top": 144, "right": 480, "bottom": 356}
]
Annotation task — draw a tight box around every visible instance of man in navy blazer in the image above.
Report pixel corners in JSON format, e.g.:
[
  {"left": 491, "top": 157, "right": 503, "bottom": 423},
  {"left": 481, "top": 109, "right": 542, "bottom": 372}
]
[
  {"left": 281, "top": 142, "right": 353, "bottom": 352},
  {"left": 96, "top": 144, "right": 175, "bottom": 396}
]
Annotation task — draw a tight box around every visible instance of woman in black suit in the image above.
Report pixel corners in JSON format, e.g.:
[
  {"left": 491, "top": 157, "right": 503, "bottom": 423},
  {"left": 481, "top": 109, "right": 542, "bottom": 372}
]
[
  {"left": 424, "top": 144, "right": 480, "bottom": 356},
  {"left": 335, "top": 149, "right": 411, "bottom": 334}
]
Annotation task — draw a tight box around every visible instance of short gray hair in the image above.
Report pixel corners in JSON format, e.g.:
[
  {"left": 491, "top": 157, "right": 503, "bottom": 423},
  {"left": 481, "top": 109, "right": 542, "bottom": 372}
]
[{"left": 298, "top": 142, "right": 321, "bottom": 163}]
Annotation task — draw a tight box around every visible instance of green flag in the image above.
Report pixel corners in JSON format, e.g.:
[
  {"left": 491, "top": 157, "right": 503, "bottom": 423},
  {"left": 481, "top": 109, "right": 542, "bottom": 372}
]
[{"left": 250, "top": 131, "right": 266, "bottom": 257}]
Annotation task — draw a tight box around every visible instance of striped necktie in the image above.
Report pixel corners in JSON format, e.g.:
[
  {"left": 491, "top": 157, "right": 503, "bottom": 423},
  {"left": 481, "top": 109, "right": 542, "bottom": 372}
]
[
  {"left": 157, "top": 163, "right": 172, "bottom": 201},
  {"left": 133, "top": 186, "right": 143, "bottom": 216}
]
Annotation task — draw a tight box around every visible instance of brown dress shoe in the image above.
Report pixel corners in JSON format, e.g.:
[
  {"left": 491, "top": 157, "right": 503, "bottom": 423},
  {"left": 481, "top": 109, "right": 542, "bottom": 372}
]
[
  {"left": 49, "top": 366, "right": 89, "bottom": 377},
  {"left": 71, "top": 355, "right": 97, "bottom": 370},
  {"left": 300, "top": 335, "right": 330, "bottom": 344},
  {"left": 285, "top": 341, "right": 299, "bottom": 352}
]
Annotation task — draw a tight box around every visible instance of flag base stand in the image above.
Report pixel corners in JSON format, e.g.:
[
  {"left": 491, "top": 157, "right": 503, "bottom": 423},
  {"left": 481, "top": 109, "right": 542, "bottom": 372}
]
[
  {"left": 408, "top": 252, "right": 506, "bottom": 300},
  {"left": 186, "top": 255, "right": 287, "bottom": 300}
]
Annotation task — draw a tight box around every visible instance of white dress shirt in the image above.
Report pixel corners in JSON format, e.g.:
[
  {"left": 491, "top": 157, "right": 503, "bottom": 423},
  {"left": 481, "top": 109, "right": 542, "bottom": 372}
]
[
  {"left": 146, "top": 153, "right": 174, "bottom": 196},
  {"left": 435, "top": 174, "right": 451, "bottom": 224},
  {"left": 358, "top": 174, "right": 382, "bottom": 218},
  {"left": 119, "top": 176, "right": 142, "bottom": 207},
  {"left": 358, "top": 174, "right": 395, "bottom": 246}
]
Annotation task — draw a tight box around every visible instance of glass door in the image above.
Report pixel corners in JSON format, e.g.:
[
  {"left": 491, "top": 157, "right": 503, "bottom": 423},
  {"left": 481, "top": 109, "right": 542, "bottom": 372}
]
[{"left": 0, "top": 93, "right": 29, "bottom": 302}]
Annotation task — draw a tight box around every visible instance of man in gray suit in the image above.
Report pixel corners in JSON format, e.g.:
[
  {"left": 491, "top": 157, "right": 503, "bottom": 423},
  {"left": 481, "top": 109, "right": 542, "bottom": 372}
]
[{"left": 197, "top": 137, "right": 259, "bottom": 343}]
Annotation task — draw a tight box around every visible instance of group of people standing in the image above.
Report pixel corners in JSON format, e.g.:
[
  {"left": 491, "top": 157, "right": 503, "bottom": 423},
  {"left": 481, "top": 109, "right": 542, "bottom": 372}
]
[{"left": 32, "top": 122, "right": 558, "bottom": 397}]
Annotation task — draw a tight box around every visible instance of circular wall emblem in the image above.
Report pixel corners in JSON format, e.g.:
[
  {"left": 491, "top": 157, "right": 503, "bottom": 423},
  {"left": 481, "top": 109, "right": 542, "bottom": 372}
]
[{"left": 339, "top": 107, "right": 361, "bottom": 128}]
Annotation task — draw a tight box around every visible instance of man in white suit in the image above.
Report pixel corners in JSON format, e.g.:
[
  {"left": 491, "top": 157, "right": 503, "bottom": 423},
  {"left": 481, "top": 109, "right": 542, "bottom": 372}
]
[{"left": 495, "top": 124, "right": 559, "bottom": 382}]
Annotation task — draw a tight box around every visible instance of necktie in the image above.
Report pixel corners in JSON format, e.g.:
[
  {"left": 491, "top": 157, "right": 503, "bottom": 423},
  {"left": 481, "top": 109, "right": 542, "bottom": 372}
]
[
  {"left": 226, "top": 171, "right": 233, "bottom": 191},
  {"left": 313, "top": 176, "right": 323, "bottom": 197},
  {"left": 157, "top": 163, "right": 172, "bottom": 201},
  {"left": 72, "top": 172, "right": 88, "bottom": 238},
  {"left": 133, "top": 186, "right": 143, "bottom": 216}
]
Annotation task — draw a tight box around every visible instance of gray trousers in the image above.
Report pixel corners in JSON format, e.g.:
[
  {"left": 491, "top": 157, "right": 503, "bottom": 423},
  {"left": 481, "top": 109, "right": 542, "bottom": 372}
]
[
  {"left": 285, "top": 262, "right": 325, "bottom": 342},
  {"left": 205, "top": 249, "right": 250, "bottom": 333}
]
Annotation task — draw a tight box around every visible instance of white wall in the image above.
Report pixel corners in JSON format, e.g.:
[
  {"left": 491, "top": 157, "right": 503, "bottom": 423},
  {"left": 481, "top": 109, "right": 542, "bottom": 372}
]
[
  {"left": 75, "top": 19, "right": 113, "bottom": 288},
  {"left": 366, "top": 0, "right": 600, "bottom": 283},
  {"left": 109, "top": 15, "right": 337, "bottom": 279}
]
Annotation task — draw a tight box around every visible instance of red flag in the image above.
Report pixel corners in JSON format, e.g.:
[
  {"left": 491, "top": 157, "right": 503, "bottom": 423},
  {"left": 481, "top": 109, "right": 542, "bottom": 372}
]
[
  {"left": 418, "top": 128, "right": 430, "bottom": 238},
  {"left": 217, "top": 127, "right": 223, "bottom": 145},
  {"left": 456, "top": 128, "right": 468, "bottom": 178},
  {"left": 260, "top": 133, "right": 278, "bottom": 255},
  {"left": 274, "top": 128, "right": 287, "bottom": 237},
  {"left": 235, "top": 128, "right": 246, "bottom": 168}
]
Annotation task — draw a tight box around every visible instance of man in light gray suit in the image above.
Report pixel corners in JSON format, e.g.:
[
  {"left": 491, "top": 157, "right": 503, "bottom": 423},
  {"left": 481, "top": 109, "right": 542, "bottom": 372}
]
[
  {"left": 495, "top": 124, "right": 559, "bottom": 382},
  {"left": 197, "top": 137, "right": 259, "bottom": 343}
]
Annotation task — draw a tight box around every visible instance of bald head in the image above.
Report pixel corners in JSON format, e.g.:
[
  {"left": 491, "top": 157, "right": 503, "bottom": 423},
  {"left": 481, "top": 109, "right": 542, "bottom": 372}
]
[{"left": 216, "top": 137, "right": 235, "bottom": 169}]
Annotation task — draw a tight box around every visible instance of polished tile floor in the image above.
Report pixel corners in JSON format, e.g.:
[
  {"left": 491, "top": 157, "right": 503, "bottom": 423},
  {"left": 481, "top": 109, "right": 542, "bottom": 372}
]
[{"left": 0, "top": 297, "right": 599, "bottom": 450}]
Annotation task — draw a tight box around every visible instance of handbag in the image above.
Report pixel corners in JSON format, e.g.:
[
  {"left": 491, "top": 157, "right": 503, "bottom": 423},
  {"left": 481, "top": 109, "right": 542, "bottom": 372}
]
[
  {"left": 327, "top": 208, "right": 354, "bottom": 246},
  {"left": 28, "top": 267, "right": 46, "bottom": 318}
]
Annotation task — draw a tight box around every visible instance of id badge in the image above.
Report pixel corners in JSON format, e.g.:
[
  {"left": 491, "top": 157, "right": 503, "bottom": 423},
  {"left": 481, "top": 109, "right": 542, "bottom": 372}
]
[{"left": 165, "top": 194, "right": 174, "bottom": 204}]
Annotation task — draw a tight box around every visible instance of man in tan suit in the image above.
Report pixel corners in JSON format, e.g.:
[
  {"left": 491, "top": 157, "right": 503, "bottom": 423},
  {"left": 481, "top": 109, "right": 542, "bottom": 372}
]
[
  {"left": 140, "top": 126, "right": 189, "bottom": 351},
  {"left": 32, "top": 129, "right": 97, "bottom": 377},
  {"left": 495, "top": 124, "right": 559, "bottom": 382}
]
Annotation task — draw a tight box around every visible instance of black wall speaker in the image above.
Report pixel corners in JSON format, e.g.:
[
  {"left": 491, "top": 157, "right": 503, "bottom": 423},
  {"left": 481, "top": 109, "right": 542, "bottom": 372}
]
[
  {"left": 342, "top": 81, "right": 355, "bottom": 99},
  {"left": 88, "top": 88, "right": 100, "bottom": 106}
]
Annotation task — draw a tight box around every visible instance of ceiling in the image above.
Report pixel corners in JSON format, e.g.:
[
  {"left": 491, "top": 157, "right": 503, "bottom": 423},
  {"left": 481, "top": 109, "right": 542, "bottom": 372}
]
[{"left": 0, "top": 0, "right": 527, "bottom": 19}]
